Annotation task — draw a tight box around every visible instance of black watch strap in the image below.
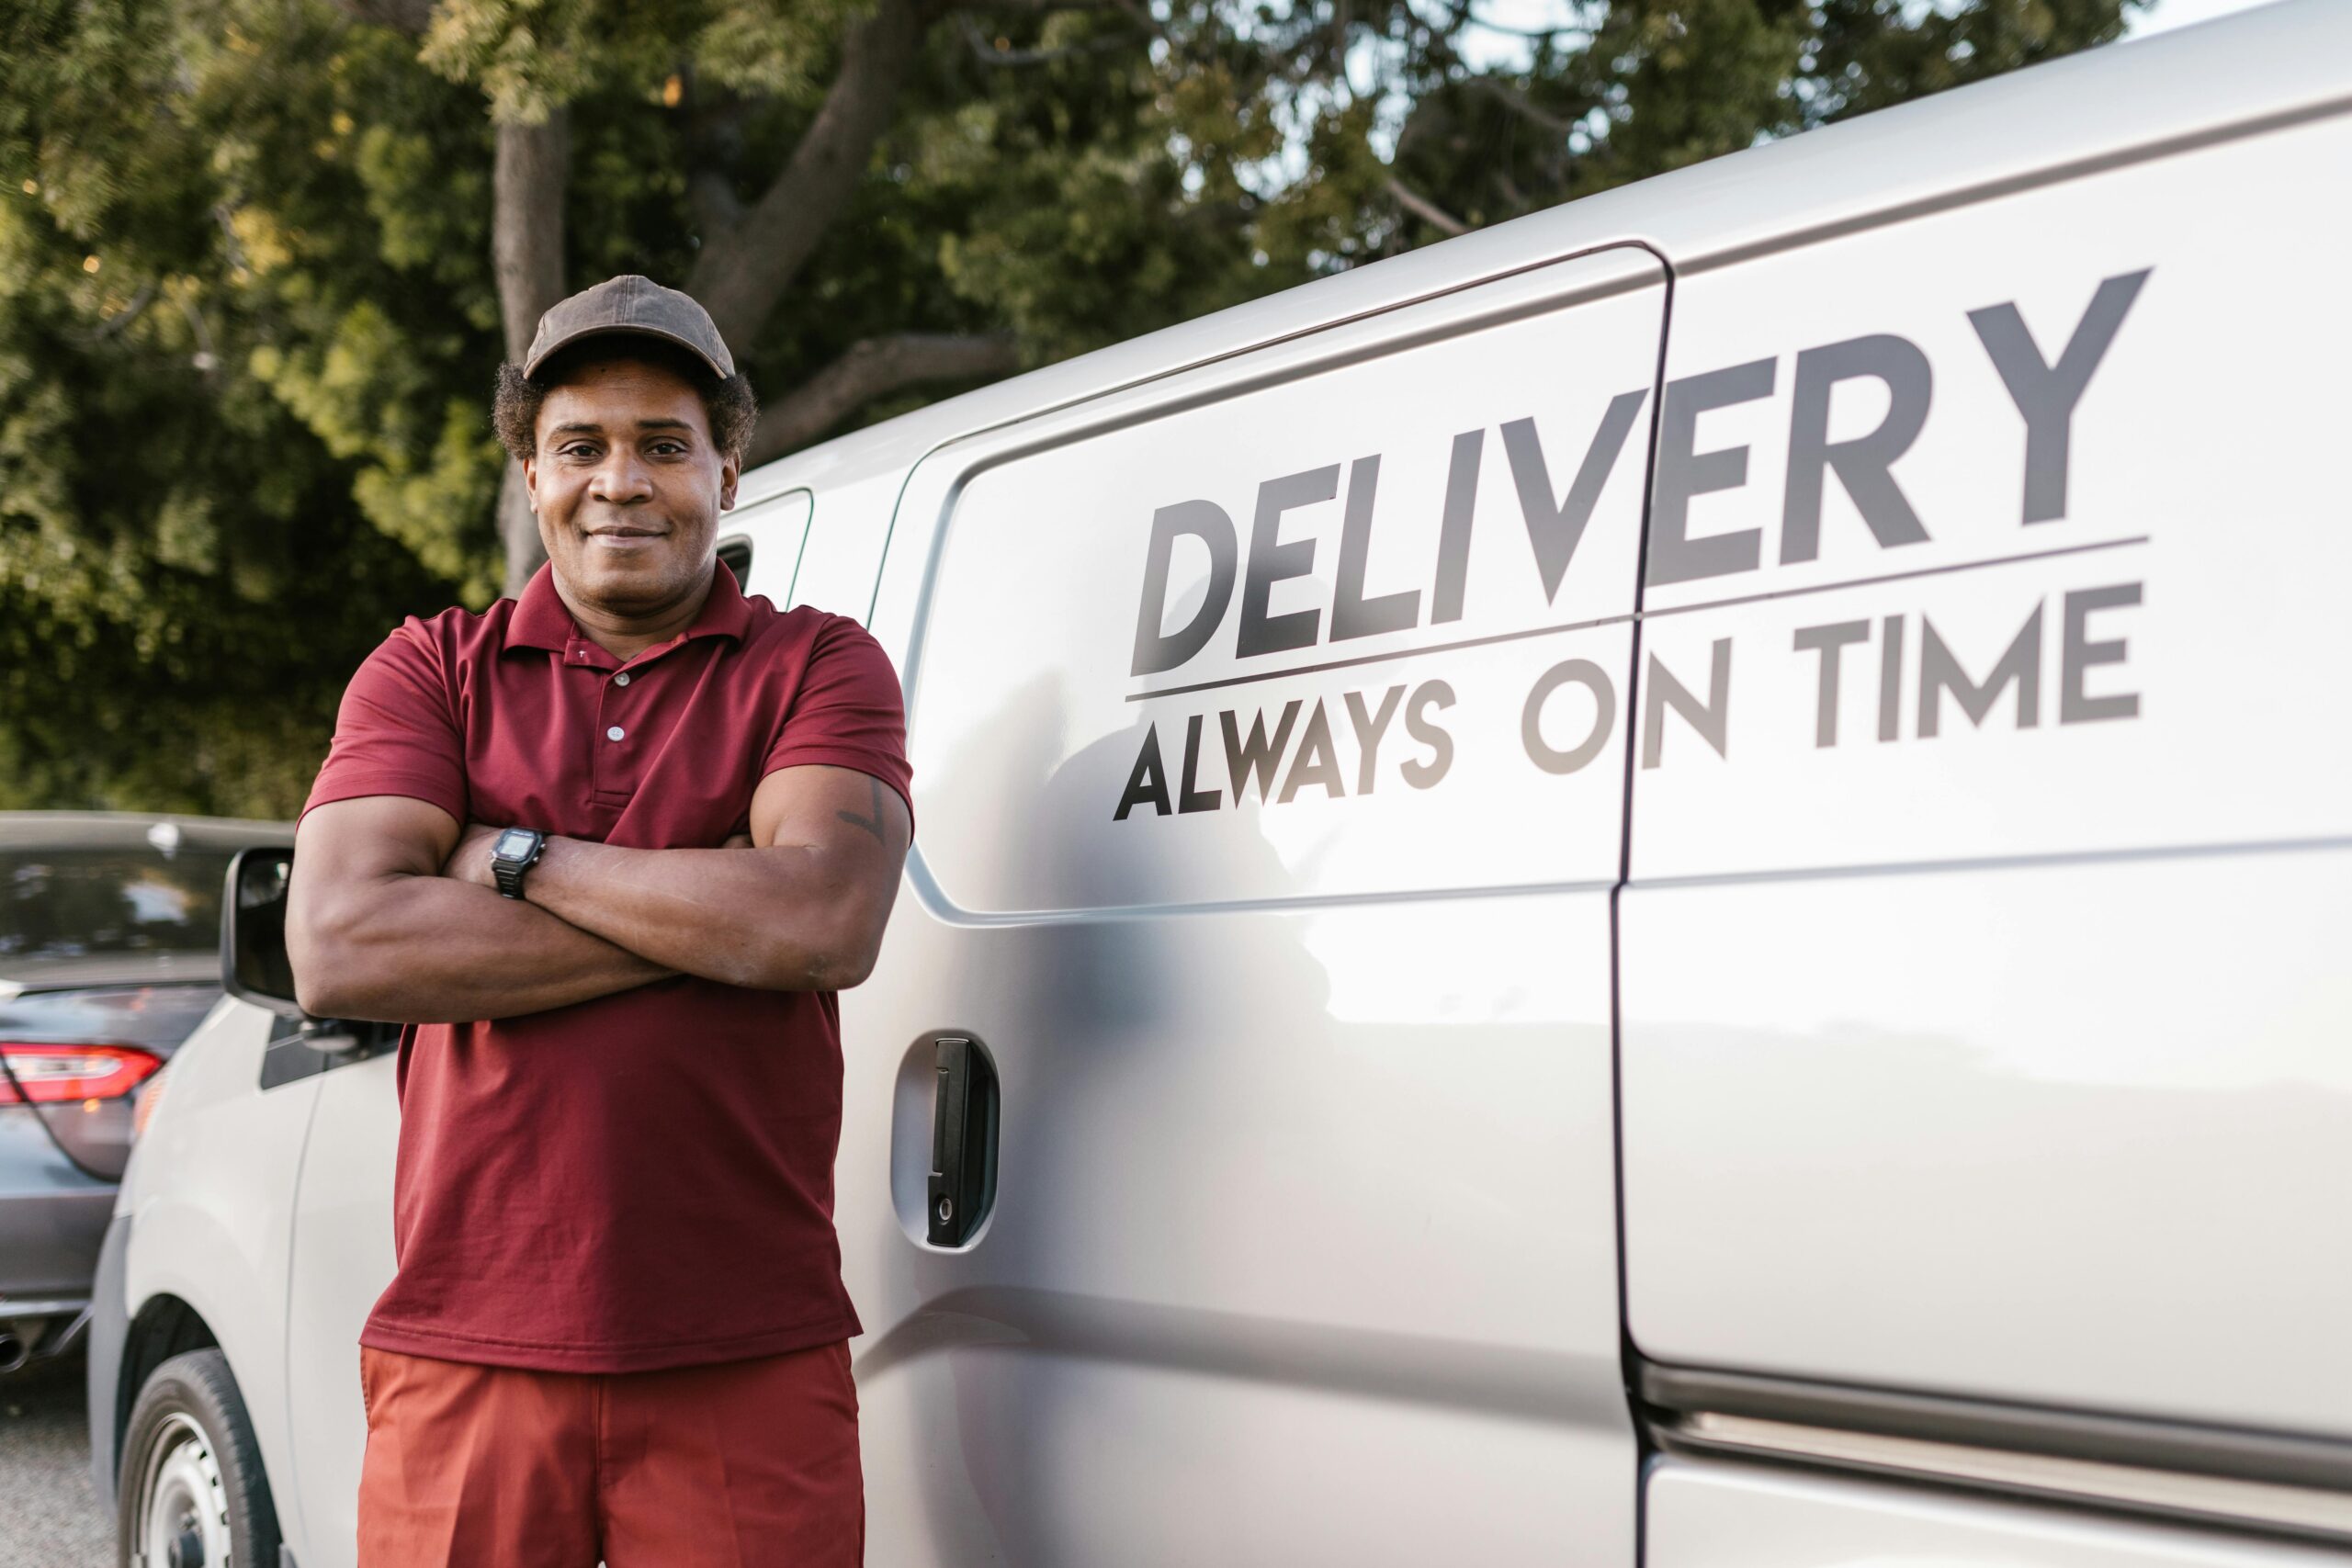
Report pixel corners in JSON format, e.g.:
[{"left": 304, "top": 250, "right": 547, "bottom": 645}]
[{"left": 491, "top": 828, "right": 545, "bottom": 900}]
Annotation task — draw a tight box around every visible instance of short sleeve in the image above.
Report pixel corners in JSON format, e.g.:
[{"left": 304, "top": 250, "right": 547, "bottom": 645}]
[
  {"left": 763, "top": 615, "right": 916, "bottom": 833},
  {"left": 299, "top": 621, "right": 469, "bottom": 829}
]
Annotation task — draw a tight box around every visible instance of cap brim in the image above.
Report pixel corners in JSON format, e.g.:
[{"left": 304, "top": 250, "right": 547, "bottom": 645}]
[{"left": 523, "top": 323, "right": 729, "bottom": 381}]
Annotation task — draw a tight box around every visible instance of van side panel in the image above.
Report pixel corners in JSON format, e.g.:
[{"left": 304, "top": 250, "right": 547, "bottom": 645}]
[
  {"left": 1625, "top": 852, "right": 2352, "bottom": 1428},
  {"left": 848, "top": 246, "right": 1667, "bottom": 1564},
  {"left": 789, "top": 468, "right": 904, "bottom": 619},
  {"left": 1621, "top": 114, "right": 2352, "bottom": 1434}
]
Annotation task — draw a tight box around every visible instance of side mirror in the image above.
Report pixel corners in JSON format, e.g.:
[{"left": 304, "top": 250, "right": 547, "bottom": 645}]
[{"left": 221, "top": 847, "right": 303, "bottom": 1019}]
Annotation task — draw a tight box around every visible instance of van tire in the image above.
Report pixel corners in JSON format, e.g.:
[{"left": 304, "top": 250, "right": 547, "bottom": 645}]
[{"left": 117, "top": 1347, "right": 282, "bottom": 1568}]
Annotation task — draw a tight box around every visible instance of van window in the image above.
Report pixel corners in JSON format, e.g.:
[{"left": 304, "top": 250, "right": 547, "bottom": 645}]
[
  {"left": 715, "top": 487, "right": 811, "bottom": 604},
  {"left": 716, "top": 535, "right": 752, "bottom": 583}
]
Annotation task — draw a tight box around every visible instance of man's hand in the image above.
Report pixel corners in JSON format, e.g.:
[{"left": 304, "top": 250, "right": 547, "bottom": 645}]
[
  {"left": 443, "top": 822, "right": 503, "bottom": 890},
  {"left": 288, "top": 795, "right": 676, "bottom": 1024},
  {"left": 443, "top": 824, "right": 753, "bottom": 889},
  {"left": 297, "top": 775, "right": 897, "bottom": 1021}
]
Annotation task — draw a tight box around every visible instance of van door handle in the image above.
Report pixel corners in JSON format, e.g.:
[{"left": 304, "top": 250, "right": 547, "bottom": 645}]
[{"left": 928, "top": 1034, "right": 998, "bottom": 1247}]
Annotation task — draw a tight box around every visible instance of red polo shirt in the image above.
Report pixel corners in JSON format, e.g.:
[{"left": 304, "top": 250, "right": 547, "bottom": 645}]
[{"left": 299, "top": 559, "right": 913, "bottom": 1374}]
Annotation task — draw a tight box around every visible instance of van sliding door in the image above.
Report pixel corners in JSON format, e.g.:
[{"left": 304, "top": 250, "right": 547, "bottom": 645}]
[
  {"left": 1618, "top": 96, "right": 2352, "bottom": 1533},
  {"left": 845, "top": 244, "right": 1670, "bottom": 1565}
]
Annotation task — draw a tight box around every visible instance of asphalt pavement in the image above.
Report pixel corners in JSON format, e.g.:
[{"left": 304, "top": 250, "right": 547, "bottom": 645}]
[{"left": 0, "top": 1348, "right": 112, "bottom": 1568}]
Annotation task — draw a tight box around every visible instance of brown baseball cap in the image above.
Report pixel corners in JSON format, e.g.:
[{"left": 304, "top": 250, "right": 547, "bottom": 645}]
[{"left": 523, "top": 274, "right": 737, "bottom": 381}]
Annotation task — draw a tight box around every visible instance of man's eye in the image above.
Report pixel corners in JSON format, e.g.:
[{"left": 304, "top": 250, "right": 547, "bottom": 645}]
[{"left": 651, "top": 441, "right": 685, "bottom": 455}]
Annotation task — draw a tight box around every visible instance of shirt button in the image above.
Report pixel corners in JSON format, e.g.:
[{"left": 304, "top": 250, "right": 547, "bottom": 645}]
[
  {"left": 615, "top": 671, "right": 630, "bottom": 686},
  {"left": 606, "top": 726, "right": 626, "bottom": 741}
]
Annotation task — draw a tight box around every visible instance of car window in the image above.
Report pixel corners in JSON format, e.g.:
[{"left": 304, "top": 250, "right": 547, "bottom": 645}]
[{"left": 0, "top": 849, "right": 236, "bottom": 960}]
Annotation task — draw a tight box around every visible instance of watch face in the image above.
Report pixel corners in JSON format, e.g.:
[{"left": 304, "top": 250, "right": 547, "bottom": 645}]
[{"left": 495, "top": 829, "right": 537, "bottom": 860}]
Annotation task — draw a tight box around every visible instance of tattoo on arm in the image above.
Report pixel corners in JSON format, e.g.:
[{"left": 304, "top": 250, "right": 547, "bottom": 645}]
[{"left": 835, "top": 777, "right": 888, "bottom": 848}]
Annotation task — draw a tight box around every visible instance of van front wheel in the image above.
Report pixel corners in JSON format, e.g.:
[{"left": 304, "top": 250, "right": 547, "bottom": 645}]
[{"left": 118, "top": 1347, "right": 282, "bottom": 1568}]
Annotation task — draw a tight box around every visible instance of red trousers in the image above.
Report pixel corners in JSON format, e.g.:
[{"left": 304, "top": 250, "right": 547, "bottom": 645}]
[{"left": 356, "top": 1338, "right": 864, "bottom": 1567}]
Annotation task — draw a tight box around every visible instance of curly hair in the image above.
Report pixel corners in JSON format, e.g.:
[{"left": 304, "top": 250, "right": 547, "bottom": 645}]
[{"left": 492, "top": 337, "right": 759, "bottom": 466}]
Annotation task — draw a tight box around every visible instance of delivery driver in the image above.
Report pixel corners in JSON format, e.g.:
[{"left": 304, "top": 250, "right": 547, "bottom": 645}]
[{"left": 286, "top": 274, "right": 912, "bottom": 1567}]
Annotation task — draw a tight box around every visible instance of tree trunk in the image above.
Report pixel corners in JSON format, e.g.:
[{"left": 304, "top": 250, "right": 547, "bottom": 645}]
[{"left": 492, "top": 110, "right": 571, "bottom": 598}]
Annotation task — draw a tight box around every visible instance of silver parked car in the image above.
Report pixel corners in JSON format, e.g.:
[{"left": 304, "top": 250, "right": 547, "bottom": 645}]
[{"left": 0, "top": 812, "right": 291, "bottom": 1374}]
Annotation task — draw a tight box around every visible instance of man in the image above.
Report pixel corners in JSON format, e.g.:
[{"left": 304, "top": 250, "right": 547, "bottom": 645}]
[{"left": 287, "top": 274, "right": 912, "bottom": 1568}]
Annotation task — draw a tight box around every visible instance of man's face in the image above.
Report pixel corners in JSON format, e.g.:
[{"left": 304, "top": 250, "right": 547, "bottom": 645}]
[{"left": 523, "top": 352, "right": 741, "bottom": 616}]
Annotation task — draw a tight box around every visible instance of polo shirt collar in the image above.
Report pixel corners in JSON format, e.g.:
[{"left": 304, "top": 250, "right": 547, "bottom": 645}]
[
  {"left": 504, "top": 562, "right": 577, "bottom": 655},
  {"left": 503, "top": 559, "right": 754, "bottom": 662},
  {"left": 684, "top": 556, "right": 756, "bottom": 643}
]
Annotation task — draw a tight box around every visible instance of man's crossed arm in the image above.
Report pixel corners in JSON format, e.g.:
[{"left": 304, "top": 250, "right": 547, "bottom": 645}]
[{"left": 287, "top": 764, "right": 911, "bottom": 1024}]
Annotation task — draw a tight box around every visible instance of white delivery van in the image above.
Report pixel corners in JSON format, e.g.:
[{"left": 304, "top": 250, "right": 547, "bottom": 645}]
[{"left": 90, "top": 4, "right": 2352, "bottom": 1564}]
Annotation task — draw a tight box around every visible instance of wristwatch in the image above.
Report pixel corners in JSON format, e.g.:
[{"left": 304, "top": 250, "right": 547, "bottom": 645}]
[{"left": 490, "top": 827, "right": 546, "bottom": 900}]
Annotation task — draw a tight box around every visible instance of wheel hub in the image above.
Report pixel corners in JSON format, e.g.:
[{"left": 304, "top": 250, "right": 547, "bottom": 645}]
[{"left": 137, "top": 1411, "right": 232, "bottom": 1568}]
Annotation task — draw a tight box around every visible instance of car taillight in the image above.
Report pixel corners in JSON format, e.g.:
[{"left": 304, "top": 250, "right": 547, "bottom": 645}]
[
  {"left": 0, "top": 1043, "right": 164, "bottom": 1105},
  {"left": 131, "top": 1055, "right": 174, "bottom": 1140}
]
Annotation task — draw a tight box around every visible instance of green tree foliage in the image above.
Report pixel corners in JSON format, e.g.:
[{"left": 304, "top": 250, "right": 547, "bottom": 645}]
[
  {"left": 0, "top": 2, "right": 469, "bottom": 816},
  {"left": 0, "top": 0, "right": 2137, "bottom": 815}
]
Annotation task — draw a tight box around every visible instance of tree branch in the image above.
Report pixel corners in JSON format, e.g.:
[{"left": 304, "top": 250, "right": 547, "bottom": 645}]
[
  {"left": 962, "top": 0, "right": 1130, "bottom": 12},
  {"left": 957, "top": 13, "right": 1144, "bottom": 64},
  {"left": 1471, "top": 76, "right": 1579, "bottom": 135},
  {"left": 1387, "top": 175, "right": 1468, "bottom": 236},
  {"left": 1460, "top": 3, "right": 1597, "bottom": 39},
  {"left": 748, "top": 333, "right": 1018, "bottom": 465},
  {"left": 684, "top": 0, "right": 1127, "bottom": 351},
  {"left": 211, "top": 204, "right": 248, "bottom": 273},
  {"left": 89, "top": 279, "right": 158, "bottom": 342},
  {"left": 177, "top": 295, "right": 220, "bottom": 378},
  {"left": 685, "top": 0, "right": 932, "bottom": 349}
]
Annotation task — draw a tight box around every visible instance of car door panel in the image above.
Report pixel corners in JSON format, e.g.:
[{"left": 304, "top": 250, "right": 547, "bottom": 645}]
[{"left": 282, "top": 1048, "right": 399, "bottom": 1568}]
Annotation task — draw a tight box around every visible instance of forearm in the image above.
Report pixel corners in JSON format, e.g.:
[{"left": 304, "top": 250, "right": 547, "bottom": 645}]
[
  {"left": 520, "top": 836, "right": 873, "bottom": 991},
  {"left": 292, "top": 870, "right": 675, "bottom": 1023}
]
